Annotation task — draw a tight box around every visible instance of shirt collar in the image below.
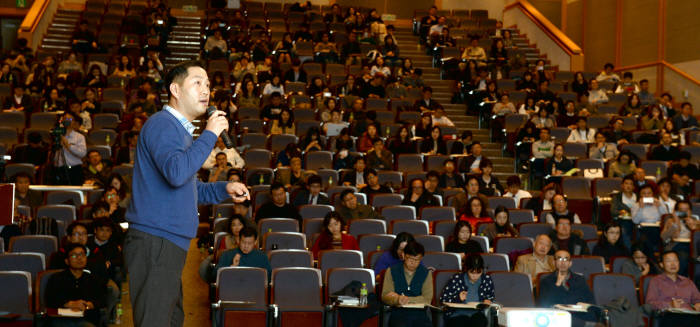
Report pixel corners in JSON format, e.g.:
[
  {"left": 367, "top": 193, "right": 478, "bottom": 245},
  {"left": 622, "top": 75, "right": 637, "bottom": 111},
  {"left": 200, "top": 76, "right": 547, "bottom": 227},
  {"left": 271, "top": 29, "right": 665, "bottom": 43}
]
[{"left": 164, "top": 105, "right": 195, "bottom": 135}]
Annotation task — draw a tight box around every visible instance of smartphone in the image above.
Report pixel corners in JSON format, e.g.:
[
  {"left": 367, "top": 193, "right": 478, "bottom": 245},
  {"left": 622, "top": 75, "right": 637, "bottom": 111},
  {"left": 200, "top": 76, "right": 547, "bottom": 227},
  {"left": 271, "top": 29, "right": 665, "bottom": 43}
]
[
  {"left": 157, "top": 19, "right": 164, "bottom": 24},
  {"left": 323, "top": 92, "right": 332, "bottom": 98},
  {"left": 642, "top": 197, "right": 654, "bottom": 204},
  {"left": 2, "top": 155, "right": 10, "bottom": 161}
]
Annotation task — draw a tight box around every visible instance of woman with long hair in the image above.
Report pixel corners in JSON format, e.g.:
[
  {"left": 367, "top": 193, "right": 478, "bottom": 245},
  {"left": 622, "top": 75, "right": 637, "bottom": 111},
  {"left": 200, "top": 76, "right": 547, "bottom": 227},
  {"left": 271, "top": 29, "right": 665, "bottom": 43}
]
[
  {"left": 592, "top": 222, "right": 630, "bottom": 263},
  {"left": 459, "top": 197, "right": 491, "bottom": 232},
  {"left": 524, "top": 182, "right": 560, "bottom": 217},
  {"left": 387, "top": 125, "right": 417, "bottom": 154},
  {"left": 440, "top": 254, "right": 494, "bottom": 327},
  {"left": 419, "top": 126, "right": 447, "bottom": 155},
  {"left": 445, "top": 221, "right": 484, "bottom": 260},
  {"left": 414, "top": 113, "right": 433, "bottom": 138},
  {"left": 311, "top": 212, "right": 359, "bottom": 259},
  {"left": 270, "top": 108, "right": 295, "bottom": 135}
]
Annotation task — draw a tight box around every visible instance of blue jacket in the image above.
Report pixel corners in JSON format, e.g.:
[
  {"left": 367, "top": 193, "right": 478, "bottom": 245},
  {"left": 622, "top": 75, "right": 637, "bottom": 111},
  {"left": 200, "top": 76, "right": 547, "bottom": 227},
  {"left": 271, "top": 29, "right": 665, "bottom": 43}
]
[
  {"left": 538, "top": 271, "right": 594, "bottom": 308},
  {"left": 216, "top": 248, "right": 272, "bottom": 281},
  {"left": 126, "top": 109, "right": 229, "bottom": 250}
]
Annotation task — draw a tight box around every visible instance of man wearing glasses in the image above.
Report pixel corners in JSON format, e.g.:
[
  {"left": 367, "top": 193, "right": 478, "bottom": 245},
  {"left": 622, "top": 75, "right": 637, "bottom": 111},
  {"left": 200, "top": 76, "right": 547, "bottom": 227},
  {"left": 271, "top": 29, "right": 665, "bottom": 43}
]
[
  {"left": 539, "top": 249, "right": 596, "bottom": 326},
  {"left": 381, "top": 241, "right": 433, "bottom": 327},
  {"left": 45, "top": 243, "right": 105, "bottom": 326}
]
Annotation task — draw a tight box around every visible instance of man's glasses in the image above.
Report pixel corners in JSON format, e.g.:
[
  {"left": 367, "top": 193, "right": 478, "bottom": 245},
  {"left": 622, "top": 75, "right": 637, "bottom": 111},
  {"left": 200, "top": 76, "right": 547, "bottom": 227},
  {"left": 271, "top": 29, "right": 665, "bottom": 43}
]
[
  {"left": 555, "top": 257, "right": 571, "bottom": 262},
  {"left": 69, "top": 252, "right": 86, "bottom": 259}
]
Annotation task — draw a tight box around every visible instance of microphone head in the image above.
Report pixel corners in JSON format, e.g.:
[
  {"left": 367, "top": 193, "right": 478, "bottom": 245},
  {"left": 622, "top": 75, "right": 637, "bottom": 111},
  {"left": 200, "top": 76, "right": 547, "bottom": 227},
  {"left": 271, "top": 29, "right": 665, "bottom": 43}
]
[{"left": 206, "top": 106, "right": 217, "bottom": 117}]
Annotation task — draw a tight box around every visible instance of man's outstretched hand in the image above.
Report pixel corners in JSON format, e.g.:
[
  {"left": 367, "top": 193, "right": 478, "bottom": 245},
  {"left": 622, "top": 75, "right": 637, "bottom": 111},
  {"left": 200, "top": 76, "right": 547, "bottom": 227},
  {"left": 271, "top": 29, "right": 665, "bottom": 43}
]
[{"left": 226, "top": 182, "right": 250, "bottom": 203}]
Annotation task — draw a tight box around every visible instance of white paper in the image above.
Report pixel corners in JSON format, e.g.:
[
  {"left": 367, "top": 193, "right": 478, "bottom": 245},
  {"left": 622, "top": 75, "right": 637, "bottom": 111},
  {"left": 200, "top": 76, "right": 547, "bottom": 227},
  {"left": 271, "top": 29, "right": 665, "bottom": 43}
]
[{"left": 58, "top": 308, "right": 84, "bottom": 317}]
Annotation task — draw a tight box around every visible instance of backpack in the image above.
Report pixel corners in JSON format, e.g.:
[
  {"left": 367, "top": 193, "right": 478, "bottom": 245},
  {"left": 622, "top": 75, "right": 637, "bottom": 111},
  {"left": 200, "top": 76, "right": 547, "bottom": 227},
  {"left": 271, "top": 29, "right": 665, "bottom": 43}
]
[{"left": 28, "top": 216, "right": 59, "bottom": 239}]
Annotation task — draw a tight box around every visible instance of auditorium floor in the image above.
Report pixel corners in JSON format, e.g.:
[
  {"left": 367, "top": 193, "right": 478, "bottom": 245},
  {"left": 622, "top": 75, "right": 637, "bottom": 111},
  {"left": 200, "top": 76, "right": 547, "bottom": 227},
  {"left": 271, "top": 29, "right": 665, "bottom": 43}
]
[{"left": 110, "top": 239, "right": 211, "bottom": 326}]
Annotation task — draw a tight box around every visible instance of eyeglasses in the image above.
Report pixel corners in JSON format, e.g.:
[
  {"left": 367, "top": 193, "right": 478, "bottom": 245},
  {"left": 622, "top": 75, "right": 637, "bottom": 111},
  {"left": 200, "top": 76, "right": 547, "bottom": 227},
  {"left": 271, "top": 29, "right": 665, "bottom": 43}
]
[
  {"left": 106, "top": 194, "right": 116, "bottom": 199},
  {"left": 72, "top": 232, "right": 87, "bottom": 237},
  {"left": 405, "top": 256, "right": 422, "bottom": 263},
  {"left": 555, "top": 257, "right": 571, "bottom": 262},
  {"left": 69, "top": 252, "right": 86, "bottom": 259}
]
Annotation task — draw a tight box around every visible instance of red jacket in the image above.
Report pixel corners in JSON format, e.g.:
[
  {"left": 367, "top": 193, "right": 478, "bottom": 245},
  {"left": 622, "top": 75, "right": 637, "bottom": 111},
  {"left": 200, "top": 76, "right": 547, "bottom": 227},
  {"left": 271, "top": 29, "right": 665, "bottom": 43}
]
[{"left": 311, "top": 233, "right": 359, "bottom": 259}]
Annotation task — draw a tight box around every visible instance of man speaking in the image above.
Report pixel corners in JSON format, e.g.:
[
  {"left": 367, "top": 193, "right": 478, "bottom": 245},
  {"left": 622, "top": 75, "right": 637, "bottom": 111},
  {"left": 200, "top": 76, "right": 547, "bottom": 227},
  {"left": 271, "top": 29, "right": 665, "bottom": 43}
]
[{"left": 124, "top": 60, "right": 248, "bottom": 326}]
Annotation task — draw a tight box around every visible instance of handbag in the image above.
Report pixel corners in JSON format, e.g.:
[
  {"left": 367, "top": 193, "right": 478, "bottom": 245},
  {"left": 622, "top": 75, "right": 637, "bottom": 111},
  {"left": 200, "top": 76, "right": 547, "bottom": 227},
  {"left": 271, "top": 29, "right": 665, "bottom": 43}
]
[{"left": 583, "top": 168, "right": 604, "bottom": 179}]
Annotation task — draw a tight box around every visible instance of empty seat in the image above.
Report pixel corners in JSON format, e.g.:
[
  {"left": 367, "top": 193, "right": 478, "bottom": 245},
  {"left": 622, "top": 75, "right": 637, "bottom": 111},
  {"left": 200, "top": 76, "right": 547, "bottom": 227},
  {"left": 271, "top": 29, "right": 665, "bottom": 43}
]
[
  {"left": 272, "top": 268, "right": 325, "bottom": 325},
  {"left": 381, "top": 205, "right": 416, "bottom": 223},
  {"left": 561, "top": 177, "right": 592, "bottom": 199},
  {"left": 434, "top": 220, "right": 458, "bottom": 241},
  {"left": 30, "top": 112, "right": 59, "bottom": 129},
  {"left": 304, "top": 151, "right": 333, "bottom": 171},
  {"left": 518, "top": 223, "right": 553, "bottom": 240},
  {"left": 318, "top": 250, "right": 363, "bottom": 280},
  {"left": 391, "top": 220, "right": 429, "bottom": 235},
  {"left": 509, "top": 209, "right": 535, "bottom": 225},
  {"left": 0, "top": 271, "right": 32, "bottom": 315},
  {"left": 563, "top": 142, "right": 588, "bottom": 159},
  {"left": 244, "top": 149, "right": 273, "bottom": 168},
  {"left": 487, "top": 197, "right": 516, "bottom": 209},
  {"left": 268, "top": 249, "right": 313, "bottom": 269},
  {"left": 215, "top": 267, "right": 268, "bottom": 325},
  {"left": 482, "top": 253, "right": 510, "bottom": 272},
  {"left": 550, "top": 127, "right": 571, "bottom": 142},
  {"left": 397, "top": 154, "right": 424, "bottom": 172},
  {"left": 591, "top": 273, "right": 638, "bottom": 307},
  {"left": 326, "top": 268, "right": 375, "bottom": 303},
  {"left": 4, "top": 163, "right": 35, "bottom": 180},
  {"left": 358, "top": 234, "right": 395, "bottom": 259},
  {"left": 376, "top": 171, "right": 403, "bottom": 189},
  {"left": 422, "top": 252, "right": 461, "bottom": 271},
  {"left": 415, "top": 235, "right": 444, "bottom": 252},
  {"left": 246, "top": 168, "right": 274, "bottom": 186},
  {"left": 298, "top": 204, "right": 334, "bottom": 219},
  {"left": 577, "top": 159, "right": 604, "bottom": 170},
  {"left": 270, "top": 134, "right": 298, "bottom": 152},
  {"left": 262, "top": 232, "right": 306, "bottom": 251},
  {"left": 640, "top": 160, "right": 668, "bottom": 178},
  {"left": 572, "top": 224, "right": 598, "bottom": 240},
  {"left": 371, "top": 194, "right": 404, "bottom": 210},
  {"left": 241, "top": 133, "right": 268, "bottom": 150},
  {"left": 112, "top": 164, "right": 133, "bottom": 178},
  {"left": 489, "top": 271, "right": 534, "bottom": 307},
  {"left": 348, "top": 219, "right": 386, "bottom": 238},
  {"left": 0, "top": 112, "right": 25, "bottom": 129},
  {"left": 620, "top": 144, "right": 647, "bottom": 161},
  {"left": 494, "top": 237, "right": 533, "bottom": 255},
  {"left": 92, "top": 113, "right": 119, "bottom": 129},
  {"left": 592, "top": 178, "right": 621, "bottom": 197},
  {"left": 258, "top": 218, "right": 299, "bottom": 234},
  {"left": 88, "top": 129, "right": 118, "bottom": 146},
  {"left": 570, "top": 255, "right": 605, "bottom": 280},
  {"left": 46, "top": 190, "right": 83, "bottom": 206},
  {"left": 36, "top": 205, "right": 76, "bottom": 225},
  {"left": 419, "top": 206, "right": 456, "bottom": 222}
]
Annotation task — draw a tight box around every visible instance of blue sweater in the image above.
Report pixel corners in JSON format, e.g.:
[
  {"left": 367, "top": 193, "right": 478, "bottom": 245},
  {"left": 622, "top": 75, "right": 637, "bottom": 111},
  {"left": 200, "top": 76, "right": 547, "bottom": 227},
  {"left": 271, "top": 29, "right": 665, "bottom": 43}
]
[{"left": 125, "top": 109, "right": 229, "bottom": 250}]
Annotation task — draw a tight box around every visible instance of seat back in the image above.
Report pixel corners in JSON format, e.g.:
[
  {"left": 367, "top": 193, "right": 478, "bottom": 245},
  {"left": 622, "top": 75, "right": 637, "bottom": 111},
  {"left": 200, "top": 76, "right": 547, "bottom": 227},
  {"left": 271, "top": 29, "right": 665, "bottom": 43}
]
[
  {"left": 268, "top": 249, "right": 313, "bottom": 269},
  {"left": 46, "top": 190, "right": 83, "bottom": 206},
  {"left": 0, "top": 253, "right": 45, "bottom": 282},
  {"left": 380, "top": 205, "right": 416, "bottom": 223},
  {"left": 319, "top": 250, "right": 363, "bottom": 281},
  {"left": 487, "top": 197, "right": 516, "bottom": 209},
  {"left": 481, "top": 253, "right": 510, "bottom": 272},
  {"left": 571, "top": 256, "right": 605, "bottom": 280},
  {"left": 348, "top": 219, "right": 386, "bottom": 239},
  {"left": 422, "top": 252, "right": 461, "bottom": 271},
  {"left": 217, "top": 266, "right": 268, "bottom": 306},
  {"left": 0, "top": 271, "right": 31, "bottom": 314},
  {"left": 640, "top": 160, "right": 668, "bottom": 179},
  {"left": 415, "top": 235, "right": 444, "bottom": 252},
  {"left": 244, "top": 149, "right": 273, "bottom": 169},
  {"left": 434, "top": 269, "right": 461, "bottom": 305},
  {"left": 518, "top": 223, "right": 553, "bottom": 240},
  {"left": 258, "top": 218, "right": 299, "bottom": 234},
  {"left": 471, "top": 235, "right": 489, "bottom": 253},
  {"left": 572, "top": 224, "right": 598, "bottom": 240},
  {"left": 298, "top": 204, "right": 334, "bottom": 219},
  {"left": 304, "top": 151, "right": 333, "bottom": 171},
  {"left": 262, "top": 232, "right": 306, "bottom": 251},
  {"left": 563, "top": 142, "right": 588, "bottom": 159},
  {"left": 494, "top": 237, "right": 533, "bottom": 255},
  {"left": 433, "top": 220, "right": 457, "bottom": 240},
  {"left": 9, "top": 235, "right": 57, "bottom": 263},
  {"left": 327, "top": 268, "right": 375, "bottom": 301},
  {"left": 561, "top": 177, "right": 592, "bottom": 199},
  {"left": 591, "top": 273, "right": 638, "bottom": 306},
  {"left": 397, "top": 154, "right": 424, "bottom": 172},
  {"left": 270, "top": 134, "right": 299, "bottom": 152},
  {"left": 36, "top": 205, "right": 76, "bottom": 225},
  {"left": 391, "top": 220, "right": 429, "bottom": 235},
  {"left": 419, "top": 206, "right": 456, "bottom": 222},
  {"left": 35, "top": 269, "right": 61, "bottom": 312},
  {"left": 509, "top": 209, "right": 535, "bottom": 225},
  {"left": 376, "top": 171, "right": 403, "bottom": 190},
  {"left": 358, "top": 234, "right": 395, "bottom": 259},
  {"left": 489, "top": 271, "right": 535, "bottom": 307},
  {"left": 272, "top": 267, "right": 323, "bottom": 308},
  {"left": 577, "top": 159, "right": 604, "bottom": 170}
]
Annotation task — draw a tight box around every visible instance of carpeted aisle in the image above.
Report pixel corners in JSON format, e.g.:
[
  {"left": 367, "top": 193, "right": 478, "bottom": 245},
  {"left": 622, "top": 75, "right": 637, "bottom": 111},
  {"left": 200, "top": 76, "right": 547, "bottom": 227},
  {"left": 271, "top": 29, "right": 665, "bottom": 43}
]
[{"left": 111, "top": 238, "right": 211, "bottom": 327}]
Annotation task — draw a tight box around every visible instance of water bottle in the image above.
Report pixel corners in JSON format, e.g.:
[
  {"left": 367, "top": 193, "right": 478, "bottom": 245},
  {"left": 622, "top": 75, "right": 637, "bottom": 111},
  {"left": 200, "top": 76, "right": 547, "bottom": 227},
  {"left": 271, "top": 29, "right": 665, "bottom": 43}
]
[
  {"left": 386, "top": 126, "right": 390, "bottom": 137},
  {"left": 376, "top": 245, "right": 381, "bottom": 251},
  {"left": 359, "top": 283, "right": 368, "bottom": 306},
  {"left": 328, "top": 176, "right": 333, "bottom": 186},
  {"left": 106, "top": 134, "right": 111, "bottom": 144},
  {"left": 655, "top": 167, "right": 661, "bottom": 180},
  {"left": 115, "top": 303, "right": 123, "bottom": 324},
  {"left": 259, "top": 173, "right": 264, "bottom": 185}
]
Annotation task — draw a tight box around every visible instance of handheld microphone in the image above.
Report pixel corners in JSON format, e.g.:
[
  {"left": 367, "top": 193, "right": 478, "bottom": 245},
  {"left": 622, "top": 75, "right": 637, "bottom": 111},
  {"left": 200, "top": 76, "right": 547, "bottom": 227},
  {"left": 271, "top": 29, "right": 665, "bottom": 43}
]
[{"left": 206, "top": 106, "right": 234, "bottom": 149}]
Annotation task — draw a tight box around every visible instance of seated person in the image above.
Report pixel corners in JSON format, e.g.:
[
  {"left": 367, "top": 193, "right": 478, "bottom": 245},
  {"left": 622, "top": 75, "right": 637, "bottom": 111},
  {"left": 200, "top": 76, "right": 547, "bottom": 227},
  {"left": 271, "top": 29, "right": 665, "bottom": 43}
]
[
  {"left": 458, "top": 197, "right": 491, "bottom": 232},
  {"left": 503, "top": 175, "right": 531, "bottom": 208},
  {"left": 621, "top": 243, "right": 660, "bottom": 285},
  {"left": 646, "top": 251, "right": 700, "bottom": 326},
  {"left": 401, "top": 178, "right": 439, "bottom": 211},
  {"left": 381, "top": 241, "right": 433, "bottom": 327},
  {"left": 216, "top": 227, "right": 272, "bottom": 280},
  {"left": 548, "top": 216, "right": 589, "bottom": 256},
  {"left": 215, "top": 215, "right": 250, "bottom": 260},
  {"left": 439, "top": 158, "right": 464, "bottom": 189},
  {"left": 208, "top": 152, "right": 232, "bottom": 182},
  {"left": 360, "top": 169, "right": 393, "bottom": 196},
  {"left": 336, "top": 189, "right": 383, "bottom": 223},
  {"left": 660, "top": 200, "right": 699, "bottom": 276},
  {"left": 274, "top": 156, "right": 305, "bottom": 188},
  {"left": 650, "top": 132, "right": 681, "bottom": 162},
  {"left": 294, "top": 174, "right": 330, "bottom": 206},
  {"left": 667, "top": 151, "right": 700, "bottom": 187},
  {"left": 482, "top": 206, "right": 519, "bottom": 244},
  {"left": 375, "top": 232, "right": 415, "bottom": 276},
  {"left": 87, "top": 218, "right": 124, "bottom": 284},
  {"left": 592, "top": 222, "right": 630, "bottom": 263},
  {"left": 539, "top": 249, "right": 597, "bottom": 327},
  {"left": 202, "top": 137, "right": 245, "bottom": 169},
  {"left": 260, "top": 92, "right": 287, "bottom": 122},
  {"left": 458, "top": 142, "right": 486, "bottom": 174},
  {"left": 544, "top": 144, "right": 575, "bottom": 183},
  {"left": 611, "top": 175, "right": 637, "bottom": 247},
  {"left": 515, "top": 234, "right": 555, "bottom": 282},
  {"left": 45, "top": 243, "right": 105, "bottom": 326},
  {"left": 311, "top": 212, "right": 359, "bottom": 259},
  {"left": 12, "top": 172, "right": 42, "bottom": 210},
  {"left": 255, "top": 183, "right": 301, "bottom": 223},
  {"left": 588, "top": 132, "right": 619, "bottom": 162},
  {"left": 424, "top": 171, "right": 444, "bottom": 199},
  {"left": 440, "top": 254, "right": 495, "bottom": 327},
  {"left": 445, "top": 221, "right": 483, "bottom": 261},
  {"left": 608, "top": 151, "right": 636, "bottom": 178},
  {"left": 632, "top": 183, "right": 667, "bottom": 250},
  {"left": 476, "top": 159, "right": 503, "bottom": 197},
  {"left": 342, "top": 157, "right": 368, "bottom": 188},
  {"left": 82, "top": 149, "right": 112, "bottom": 187},
  {"left": 366, "top": 138, "right": 393, "bottom": 170},
  {"left": 545, "top": 194, "right": 582, "bottom": 225}
]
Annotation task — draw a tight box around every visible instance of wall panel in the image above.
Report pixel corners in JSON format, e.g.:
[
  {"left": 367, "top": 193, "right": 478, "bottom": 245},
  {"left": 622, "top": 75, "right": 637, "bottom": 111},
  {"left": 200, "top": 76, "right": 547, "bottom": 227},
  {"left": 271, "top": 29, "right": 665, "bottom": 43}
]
[
  {"left": 529, "top": 0, "right": 561, "bottom": 28},
  {"left": 565, "top": 0, "right": 583, "bottom": 47},
  {"left": 665, "top": 1, "right": 700, "bottom": 64},
  {"left": 620, "top": 0, "right": 657, "bottom": 66},
  {"left": 583, "top": 0, "right": 615, "bottom": 71}
]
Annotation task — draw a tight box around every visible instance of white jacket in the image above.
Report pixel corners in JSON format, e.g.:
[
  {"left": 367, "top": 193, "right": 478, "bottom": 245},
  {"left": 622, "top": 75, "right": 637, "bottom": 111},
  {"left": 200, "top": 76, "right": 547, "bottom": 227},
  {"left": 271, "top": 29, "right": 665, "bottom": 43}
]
[{"left": 567, "top": 128, "right": 596, "bottom": 143}]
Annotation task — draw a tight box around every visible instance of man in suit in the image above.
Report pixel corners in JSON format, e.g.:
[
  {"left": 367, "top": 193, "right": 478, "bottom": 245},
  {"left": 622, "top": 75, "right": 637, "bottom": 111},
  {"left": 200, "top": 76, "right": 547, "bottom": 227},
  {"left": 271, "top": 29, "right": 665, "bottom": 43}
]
[
  {"left": 671, "top": 102, "right": 698, "bottom": 131},
  {"left": 342, "top": 157, "right": 367, "bottom": 188},
  {"left": 515, "top": 234, "right": 555, "bottom": 283},
  {"left": 650, "top": 132, "right": 680, "bottom": 161},
  {"left": 458, "top": 141, "right": 486, "bottom": 174},
  {"left": 3, "top": 84, "right": 32, "bottom": 113},
  {"left": 293, "top": 174, "right": 330, "bottom": 206},
  {"left": 283, "top": 59, "right": 308, "bottom": 83},
  {"left": 412, "top": 86, "right": 442, "bottom": 112}
]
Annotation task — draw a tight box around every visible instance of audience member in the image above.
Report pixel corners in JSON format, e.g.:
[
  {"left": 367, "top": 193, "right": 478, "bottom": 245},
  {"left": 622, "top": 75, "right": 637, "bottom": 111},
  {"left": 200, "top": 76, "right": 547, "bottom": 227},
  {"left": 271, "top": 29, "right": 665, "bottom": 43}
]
[
  {"left": 374, "top": 232, "right": 415, "bottom": 276},
  {"left": 646, "top": 251, "right": 700, "bottom": 326},
  {"left": 255, "top": 183, "right": 301, "bottom": 223},
  {"left": 440, "top": 254, "right": 494, "bottom": 327},
  {"left": 445, "top": 221, "right": 483, "bottom": 260},
  {"left": 336, "top": 189, "right": 383, "bottom": 223},
  {"left": 515, "top": 234, "right": 555, "bottom": 282},
  {"left": 381, "top": 241, "right": 433, "bottom": 327},
  {"left": 216, "top": 227, "right": 272, "bottom": 280},
  {"left": 439, "top": 158, "right": 464, "bottom": 189},
  {"left": 503, "top": 175, "right": 531, "bottom": 208},
  {"left": 544, "top": 194, "right": 582, "bottom": 225},
  {"left": 310, "top": 212, "right": 359, "bottom": 259},
  {"left": 402, "top": 178, "right": 439, "bottom": 211},
  {"left": 592, "top": 222, "right": 630, "bottom": 263},
  {"left": 292, "top": 174, "right": 330, "bottom": 206},
  {"left": 620, "top": 243, "right": 660, "bottom": 284},
  {"left": 548, "top": 216, "right": 589, "bottom": 255},
  {"left": 360, "top": 169, "right": 393, "bottom": 195},
  {"left": 539, "top": 249, "right": 597, "bottom": 326},
  {"left": 482, "top": 206, "right": 518, "bottom": 243}
]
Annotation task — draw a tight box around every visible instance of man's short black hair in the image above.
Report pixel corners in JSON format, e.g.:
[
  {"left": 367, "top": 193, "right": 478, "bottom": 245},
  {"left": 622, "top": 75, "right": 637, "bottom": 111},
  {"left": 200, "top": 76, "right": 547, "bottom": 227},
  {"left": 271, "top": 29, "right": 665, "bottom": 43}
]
[
  {"left": 622, "top": 174, "right": 635, "bottom": 184},
  {"left": 443, "top": 158, "right": 455, "bottom": 166},
  {"left": 87, "top": 149, "right": 101, "bottom": 157},
  {"left": 339, "top": 189, "right": 355, "bottom": 202},
  {"left": 604, "top": 63, "right": 614, "bottom": 70},
  {"left": 640, "top": 79, "right": 648, "bottom": 84},
  {"left": 10, "top": 171, "right": 32, "bottom": 183},
  {"left": 423, "top": 86, "right": 433, "bottom": 93},
  {"left": 164, "top": 60, "right": 205, "bottom": 100},
  {"left": 239, "top": 226, "right": 258, "bottom": 239},
  {"left": 64, "top": 242, "right": 87, "bottom": 255},
  {"left": 66, "top": 221, "right": 88, "bottom": 236},
  {"left": 93, "top": 218, "right": 113, "bottom": 230},
  {"left": 307, "top": 174, "right": 322, "bottom": 186},
  {"left": 622, "top": 72, "right": 633, "bottom": 79},
  {"left": 678, "top": 151, "right": 691, "bottom": 161},
  {"left": 270, "top": 182, "right": 286, "bottom": 193},
  {"left": 660, "top": 250, "right": 678, "bottom": 261},
  {"left": 403, "top": 240, "right": 425, "bottom": 257},
  {"left": 681, "top": 102, "right": 692, "bottom": 109},
  {"left": 426, "top": 170, "right": 440, "bottom": 179},
  {"left": 270, "top": 91, "right": 282, "bottom": 98},
  {"left": 554, "top": 215, "right": 571, "bottom": 226},
  {"left": 364, "top": 168, "right": 377, "bottom": 177}
]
